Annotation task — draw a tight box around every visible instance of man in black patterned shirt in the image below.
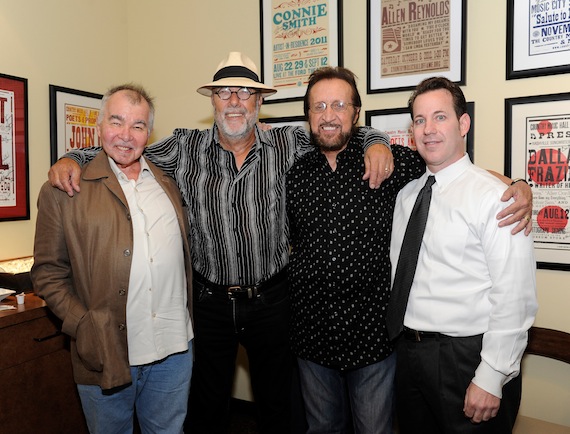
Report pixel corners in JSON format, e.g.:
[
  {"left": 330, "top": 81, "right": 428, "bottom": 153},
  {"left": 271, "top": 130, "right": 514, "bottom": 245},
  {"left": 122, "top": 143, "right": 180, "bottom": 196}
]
[
  {"left": 286, "top": 67, "right": 533, "bottom": 434},
  {"left": 46, "top": 53, "right": 394, "bottom": 434}
]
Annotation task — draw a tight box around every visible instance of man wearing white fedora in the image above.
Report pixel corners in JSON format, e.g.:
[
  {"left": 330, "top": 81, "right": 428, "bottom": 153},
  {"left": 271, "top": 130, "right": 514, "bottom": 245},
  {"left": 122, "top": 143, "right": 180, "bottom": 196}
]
[{"left": 47, "top": 51, "right": 394, "bottom": 433}]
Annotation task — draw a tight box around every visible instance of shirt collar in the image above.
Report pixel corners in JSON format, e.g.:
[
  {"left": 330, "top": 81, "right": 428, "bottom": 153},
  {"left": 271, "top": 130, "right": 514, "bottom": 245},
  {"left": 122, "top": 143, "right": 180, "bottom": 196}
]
[
  {"left": 108, "top": 155, "right": 154, "bottom": 182},
  {"left": 426, "top": 153, "right": 471, "bottom": 190}
]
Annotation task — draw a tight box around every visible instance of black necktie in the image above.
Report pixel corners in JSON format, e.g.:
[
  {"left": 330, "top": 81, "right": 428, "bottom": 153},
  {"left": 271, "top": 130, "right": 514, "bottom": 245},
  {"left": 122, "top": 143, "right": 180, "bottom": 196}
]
[{"left": 387, "top": 175, "right": 436, "bottom": 340}]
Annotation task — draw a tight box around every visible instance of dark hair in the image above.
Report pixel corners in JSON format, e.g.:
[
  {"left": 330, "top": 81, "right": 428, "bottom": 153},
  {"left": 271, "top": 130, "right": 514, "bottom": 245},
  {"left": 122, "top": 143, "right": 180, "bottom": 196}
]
[
  {"left": 97, "top": 83, "right": 155, "bottom": 132},
  {"left": 408, "top": 76, "right": 467, "bottom": 120},
  {"left": 303, "top": 66, "right": 362, "bottom": 121}
]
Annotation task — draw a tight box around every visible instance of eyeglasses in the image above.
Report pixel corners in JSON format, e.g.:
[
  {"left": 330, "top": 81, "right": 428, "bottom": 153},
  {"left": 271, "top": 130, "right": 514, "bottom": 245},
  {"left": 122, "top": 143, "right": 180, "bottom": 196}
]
[
  {"left": 309, "top": 101, "right": 357, "bottom": 113},
  {"left": 214, "top": 87, "right": 258, "bottom": 101}
]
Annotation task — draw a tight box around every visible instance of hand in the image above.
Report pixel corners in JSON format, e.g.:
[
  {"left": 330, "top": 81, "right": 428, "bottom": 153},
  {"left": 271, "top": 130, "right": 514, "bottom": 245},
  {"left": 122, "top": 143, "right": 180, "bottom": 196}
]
[
  {"left": 363, "top": 143, "right": 394, "bottom": 189},
  {"left": 496, "top": 181, "right": 533, "bottom": 236},
  {"left": 48, "top": 158, "right": 82, "bottom": 197},
  {"left": 463, "top": 382, "right": 500, "bottom": 423}
]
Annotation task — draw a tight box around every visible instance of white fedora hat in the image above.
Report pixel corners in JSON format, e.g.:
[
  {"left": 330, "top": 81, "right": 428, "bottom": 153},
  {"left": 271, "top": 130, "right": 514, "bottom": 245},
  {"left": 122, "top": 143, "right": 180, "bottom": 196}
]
[{"left": 197, "top": 51, "right": 277, "bottom": 97}]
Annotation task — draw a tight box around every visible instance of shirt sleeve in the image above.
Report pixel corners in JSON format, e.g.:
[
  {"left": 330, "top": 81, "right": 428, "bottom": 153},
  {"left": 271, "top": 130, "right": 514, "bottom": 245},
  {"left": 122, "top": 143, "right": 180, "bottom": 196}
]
[
  {"left": 471, "top": 188, "right": 538, "bottom": 398},
  {"left": 141, "top": 131, "right": 184, "bottom": 178},
  {"left": 62, "top": 147, "right": 101, "bottom": 165},
  {"left": 62, "top": 129, "right": 192, "bottom": 179},
  {"left": 357, "top": 126, "right": 391, "bottom": 151}
]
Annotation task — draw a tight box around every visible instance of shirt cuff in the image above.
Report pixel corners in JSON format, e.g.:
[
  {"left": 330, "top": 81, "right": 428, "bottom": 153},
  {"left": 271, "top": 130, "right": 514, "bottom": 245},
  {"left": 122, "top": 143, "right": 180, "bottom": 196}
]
[
  {"left": 362, "top": 140, "right": 392, "bottom": 155},
  {"left": 472, "top": 360, "right": 510, "bottom": 399},
  {"left": 61, "top": 153, "right": 84, "bottom": 165}
]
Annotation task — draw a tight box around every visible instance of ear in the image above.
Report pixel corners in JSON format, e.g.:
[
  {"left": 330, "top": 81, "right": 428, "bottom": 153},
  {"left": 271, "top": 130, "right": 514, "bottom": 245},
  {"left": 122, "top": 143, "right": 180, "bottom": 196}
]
[
  {"left": 353, "top": 107, "right": 361, "bottom": 125},
  {"left": 459, "top": 112, "right": 471, "bottom": 138}
]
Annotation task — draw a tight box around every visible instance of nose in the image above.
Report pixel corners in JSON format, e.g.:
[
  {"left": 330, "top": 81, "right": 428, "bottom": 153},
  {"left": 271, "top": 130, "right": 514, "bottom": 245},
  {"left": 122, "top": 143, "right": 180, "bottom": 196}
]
[
  {"left": 424, "top": 118, "right": 435, "bottom": 134},
  {"left": 118, "top": 125, "right": 132, "bottom": 141},
  {"left": 321, "top": 105, "right": 337, "bottom": 121},
  {"left": 228, "top": 91, "right": 241, "bottom": 106}
]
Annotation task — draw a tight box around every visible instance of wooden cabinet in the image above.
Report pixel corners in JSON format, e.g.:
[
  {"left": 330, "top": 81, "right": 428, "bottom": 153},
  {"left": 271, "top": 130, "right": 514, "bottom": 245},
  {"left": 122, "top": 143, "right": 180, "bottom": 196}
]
[{"left": 0, "top": 294, "right": 88, "bottom": 434}]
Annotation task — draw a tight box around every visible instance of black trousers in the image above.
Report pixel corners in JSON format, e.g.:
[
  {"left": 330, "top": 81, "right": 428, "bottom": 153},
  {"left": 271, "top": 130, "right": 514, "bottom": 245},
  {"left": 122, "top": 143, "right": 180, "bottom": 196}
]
[
  {"left": 186, "top": 276, "right": 293, "bottom": 434},
  {"left": 395, "top": 333, "right": 521, "bottom": 434}
]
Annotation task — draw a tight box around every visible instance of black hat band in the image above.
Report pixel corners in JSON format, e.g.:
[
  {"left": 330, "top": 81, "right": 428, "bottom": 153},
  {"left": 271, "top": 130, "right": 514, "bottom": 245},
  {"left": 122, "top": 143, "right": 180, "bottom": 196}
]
[{"left": 213, "top": 65, "right": 260, "bottom": 83}]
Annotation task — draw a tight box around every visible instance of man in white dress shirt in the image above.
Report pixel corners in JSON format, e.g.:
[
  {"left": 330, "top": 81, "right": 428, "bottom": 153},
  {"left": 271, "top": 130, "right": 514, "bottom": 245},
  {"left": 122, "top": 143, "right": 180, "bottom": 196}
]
[{"left": 389, "top": 77, "right": 538, "bottom": 433}]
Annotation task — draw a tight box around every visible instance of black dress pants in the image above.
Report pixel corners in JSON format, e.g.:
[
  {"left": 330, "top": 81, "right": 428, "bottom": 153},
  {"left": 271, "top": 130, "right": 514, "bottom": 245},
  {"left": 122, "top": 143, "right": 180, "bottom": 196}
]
[{"left": 395, "top": 333, "right": 521, "bottom": 434}]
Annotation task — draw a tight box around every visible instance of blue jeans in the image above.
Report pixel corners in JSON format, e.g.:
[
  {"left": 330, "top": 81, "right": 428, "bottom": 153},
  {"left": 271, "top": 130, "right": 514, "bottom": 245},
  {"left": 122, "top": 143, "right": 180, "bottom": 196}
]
[
  {"left": 77, "top": 344, "right": 193, "bottom": 434},
  {"left": 298, "top": 353, "right": 396, "bottom": 434}
]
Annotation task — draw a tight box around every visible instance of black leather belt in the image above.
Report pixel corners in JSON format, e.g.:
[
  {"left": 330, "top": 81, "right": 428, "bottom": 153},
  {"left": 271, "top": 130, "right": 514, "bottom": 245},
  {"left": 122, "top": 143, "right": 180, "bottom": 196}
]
[
  {"left": 193, "top": 268, "right": 288, "bottom": 300},
  {"left": 403, "top": 327, "right": 442, "bottom": 342}
]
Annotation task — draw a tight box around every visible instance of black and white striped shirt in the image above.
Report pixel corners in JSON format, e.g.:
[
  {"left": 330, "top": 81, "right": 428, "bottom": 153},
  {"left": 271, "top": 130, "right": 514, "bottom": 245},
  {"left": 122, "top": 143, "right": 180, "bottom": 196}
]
[{"left": 67, "top": 124, "right": 388, "bottom": 285}]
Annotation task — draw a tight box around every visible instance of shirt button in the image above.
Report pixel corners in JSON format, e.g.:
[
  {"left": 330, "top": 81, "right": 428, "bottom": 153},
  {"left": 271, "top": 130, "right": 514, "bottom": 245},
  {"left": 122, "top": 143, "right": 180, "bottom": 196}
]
[
  {"left": 118, "top": 289, "right": 126, "bottom": 296},
  {"left": 118, "top": 323, "right": 126, "bottom": 331},
  {"left": 123, "top": 249, "right": 131, "bottom": 257}
]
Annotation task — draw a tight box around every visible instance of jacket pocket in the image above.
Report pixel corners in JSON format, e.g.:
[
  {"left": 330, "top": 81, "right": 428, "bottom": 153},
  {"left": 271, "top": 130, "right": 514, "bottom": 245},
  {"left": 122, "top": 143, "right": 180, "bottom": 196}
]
[{"left": 75, "top": 311, "right": 104, "bottom": 372}]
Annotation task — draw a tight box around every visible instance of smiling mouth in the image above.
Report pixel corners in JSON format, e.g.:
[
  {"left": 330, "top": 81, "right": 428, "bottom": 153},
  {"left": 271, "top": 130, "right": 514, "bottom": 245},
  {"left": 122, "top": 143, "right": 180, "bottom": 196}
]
[{"left": 320, "top": 124, "right": 339, "bottom": 132}]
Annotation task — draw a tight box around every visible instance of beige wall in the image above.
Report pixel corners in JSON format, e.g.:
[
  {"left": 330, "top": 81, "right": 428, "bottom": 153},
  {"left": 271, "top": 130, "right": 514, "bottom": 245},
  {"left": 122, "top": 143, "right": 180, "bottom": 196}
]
[
  {"left": 0, "top": 0, "right": 129, "bottom": 258},
  {"left": 1, "top": 0, "right": 569, "bottom": 425}
]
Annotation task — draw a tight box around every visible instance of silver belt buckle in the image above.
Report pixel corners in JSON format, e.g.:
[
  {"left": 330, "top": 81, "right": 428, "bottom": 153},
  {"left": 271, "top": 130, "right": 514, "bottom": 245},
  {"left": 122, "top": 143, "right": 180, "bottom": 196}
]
[{"left": 227, "top": 286, "right": 241, "bottom": 300}]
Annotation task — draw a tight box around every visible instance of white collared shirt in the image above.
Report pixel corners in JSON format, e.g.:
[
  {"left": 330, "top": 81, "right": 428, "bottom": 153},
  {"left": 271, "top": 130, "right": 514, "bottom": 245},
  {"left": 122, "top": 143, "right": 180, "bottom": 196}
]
[
  {"left": 390, "top": 154, "right": 538, "bottom": 397},
  {"left": 110, "top": 156, "right": 193, "bottom": 366}
]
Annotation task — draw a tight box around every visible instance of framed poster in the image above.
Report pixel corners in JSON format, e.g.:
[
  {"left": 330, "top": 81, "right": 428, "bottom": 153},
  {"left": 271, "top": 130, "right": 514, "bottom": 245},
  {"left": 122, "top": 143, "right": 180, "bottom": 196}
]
[
  {"left": 367, "top": 0, "right": 466, "bottom": 94},
  {"left": 260, "top": 0, "right": 342, "bottom": 103},
  {"left": 506, "top": 0, "right": 570, "bottom": 80},
  {"left": 49, "top": 85, "right": 103, "bottom": 164},
  {"left": 259, "top": 115, "right": 308, "bottom": 130},
  {"left": 505, "top": 92, "right": 570, "bottom": 271},
  {"left": 0, "top": 73, "right": 29, "bottom": 222},
  {"left": 365, "top": 102, "right": 475, "bottom": 160}
]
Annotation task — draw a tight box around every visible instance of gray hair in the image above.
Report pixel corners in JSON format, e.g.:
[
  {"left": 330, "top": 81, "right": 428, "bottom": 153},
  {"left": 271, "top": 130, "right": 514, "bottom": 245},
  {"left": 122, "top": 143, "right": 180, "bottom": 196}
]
[{"left": 97, "top": 83, "right": 155, "bottom": 133}]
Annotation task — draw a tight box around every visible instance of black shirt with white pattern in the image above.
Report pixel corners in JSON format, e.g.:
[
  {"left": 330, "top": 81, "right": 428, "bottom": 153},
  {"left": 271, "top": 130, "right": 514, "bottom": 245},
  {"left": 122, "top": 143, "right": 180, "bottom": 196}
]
[{"left": 286, "top": 138, "right": 424, "bottom": 369}]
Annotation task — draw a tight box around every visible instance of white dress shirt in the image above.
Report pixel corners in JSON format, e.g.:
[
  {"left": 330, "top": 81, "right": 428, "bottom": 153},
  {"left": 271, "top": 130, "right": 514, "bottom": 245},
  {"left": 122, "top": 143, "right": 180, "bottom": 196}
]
[
  {"left": 110, "top": 156, "right": 193, "bottom": 366},
  {"left": 390, "top": 154, "right": 538, "bottom": 398}
]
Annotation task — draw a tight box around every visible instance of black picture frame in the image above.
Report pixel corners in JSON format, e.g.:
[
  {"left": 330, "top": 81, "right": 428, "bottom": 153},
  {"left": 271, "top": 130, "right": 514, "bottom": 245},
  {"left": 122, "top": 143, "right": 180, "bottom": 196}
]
[
  {"left": 367, "top": 0, "right": 467, "bottom": 94},
  {"left": 49, "top": 85, "right": 103, "bottom": 164},
  {"left": 506, "top": 0, "right": 570, "bottom": 80},
  {"left": 260, "top": 0, "right": 343, "bottom": 103},
  {"left": 505, "top": 92, "right": 570, "bottom": 271}
]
